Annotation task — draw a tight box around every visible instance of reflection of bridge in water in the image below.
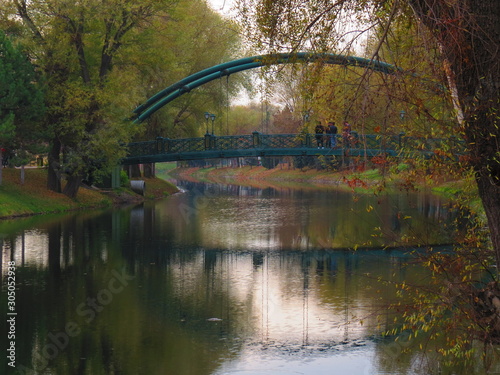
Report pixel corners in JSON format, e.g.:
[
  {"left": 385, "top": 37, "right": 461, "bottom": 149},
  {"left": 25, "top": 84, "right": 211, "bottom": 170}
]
[{"left": 122, "top": 132, "right": 464, "bottom": 165}]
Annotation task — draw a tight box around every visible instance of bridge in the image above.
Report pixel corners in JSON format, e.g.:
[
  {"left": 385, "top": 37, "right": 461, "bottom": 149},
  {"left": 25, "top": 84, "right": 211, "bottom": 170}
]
[
  {"left": 131, "top": 52, "right": 404, "bottom": 123},
  {"left": 122, "top": 52, "right": 458, "bottom": 166},
  {"left": 122, "top": 132, "right": 464, "bottom": 165}
]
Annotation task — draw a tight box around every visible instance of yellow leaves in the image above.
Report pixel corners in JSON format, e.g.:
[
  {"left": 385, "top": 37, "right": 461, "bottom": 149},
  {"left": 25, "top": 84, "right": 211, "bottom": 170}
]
[
  {"left": 431, "top": 262, "right": 441, "bottom": 274},
  {"left": 462, "top": 274, "right": 469, "bottom": 282}
]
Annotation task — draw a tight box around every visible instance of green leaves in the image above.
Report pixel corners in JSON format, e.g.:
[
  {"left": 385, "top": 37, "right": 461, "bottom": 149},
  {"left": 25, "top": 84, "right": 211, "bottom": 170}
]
[
  {"left": 0, "top": 113, "right": 15, "bottom": 145},
  {"left": 0, "top": 30, "right": 46, "bottom": 151}
]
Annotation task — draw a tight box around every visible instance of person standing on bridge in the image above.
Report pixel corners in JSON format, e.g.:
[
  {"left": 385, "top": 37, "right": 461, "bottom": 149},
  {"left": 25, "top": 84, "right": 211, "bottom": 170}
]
[
  {"left": 315, "top": 121, "right": 325, "bottom": 149},
  {"left": 327, "top": 121, "right": 338, "bottom": 148},
  {"left": 325, "top": 123, "right": 332, "bottom": 147},
  {"left": 342, "top": 121, "right": 352, "bottom": 149}
]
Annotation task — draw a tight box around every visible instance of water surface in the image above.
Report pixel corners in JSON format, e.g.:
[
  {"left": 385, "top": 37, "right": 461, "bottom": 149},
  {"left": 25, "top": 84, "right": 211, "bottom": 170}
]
[{"left": 1, "top": 181, "right": 484, "bottom": 374}]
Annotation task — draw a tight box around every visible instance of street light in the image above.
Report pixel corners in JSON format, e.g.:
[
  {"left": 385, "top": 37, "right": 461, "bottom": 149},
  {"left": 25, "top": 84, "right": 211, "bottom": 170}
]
[
  {"left": 210, "top": 113, "right": 216, "bottom": 135},
  {"left": 204, "top": 112, "right": 210, "bottom": 134},
  {"left": 302, "top": 110, "right": 310, "bottom": 124}
]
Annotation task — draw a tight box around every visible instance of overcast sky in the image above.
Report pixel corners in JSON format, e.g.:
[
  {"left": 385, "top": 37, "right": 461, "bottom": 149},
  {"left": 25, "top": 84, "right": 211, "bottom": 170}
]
[{"left": 207, "top": 0, "right": 236, "bottom": 16}]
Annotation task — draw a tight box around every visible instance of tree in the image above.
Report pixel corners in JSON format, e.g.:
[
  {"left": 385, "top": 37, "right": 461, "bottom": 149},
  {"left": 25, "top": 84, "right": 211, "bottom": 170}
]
[
  {"left": 236, "top": 0, "right": 500, "bottom": 354},
  {"left": 134, "top": 0, "right": 244, "bottom": 140},
  {"left": 1, "top": 0, "right": 245, "bottom": 187},
  {"left": 229, "top": 104, "right": 263, "bottom": 134},
  {"left": 1, "top": 0, "right": 177, "bottom": 197},
  {"left": 272, "top": 105, "right": 301, "bottom": 133},
  {"left": 0, "top": 30, "right": 45, "bottom": 184},
  {"left": 236, "top": 0, "right": 500, "bottom": 268},
  {"left": 112, "top": 0, "right": 244, "bottom": 177},
  {"left": 408, "top": 0, "right": 500, "bottom": 271}
]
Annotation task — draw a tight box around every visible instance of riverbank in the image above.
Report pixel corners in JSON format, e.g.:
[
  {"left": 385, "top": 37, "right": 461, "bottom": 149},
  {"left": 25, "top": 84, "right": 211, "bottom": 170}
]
[
  {"left": 0, "top": 168, "right": 178, "bottom": 219},
  {"left": 166, "top": 164, "right": 483, "bottom": 213},
  {"left": 167, "top": 164, "right": 442, "bottom": 191}
]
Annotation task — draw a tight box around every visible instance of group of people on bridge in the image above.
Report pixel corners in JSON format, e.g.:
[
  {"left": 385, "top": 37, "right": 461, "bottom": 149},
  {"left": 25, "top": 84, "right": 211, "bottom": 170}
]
[{"left": 314, "top": 121, "right": 352, "bottom": 149}]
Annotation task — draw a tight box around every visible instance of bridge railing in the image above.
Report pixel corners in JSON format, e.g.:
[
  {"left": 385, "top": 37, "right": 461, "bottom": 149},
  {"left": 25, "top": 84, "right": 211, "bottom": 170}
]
[
  {"left": 399, "top": 135, "right": 466, "bottom": 155},
  {"left": 126, "top": 137, "right": 207, "bottom": 157},
  {"left": 211, "top": 134, "right": 254, "bottom": 150},
  {"left": 259, "top": 133, "right": 310, "bottom": 148},
  {"left": 256, "top": 133, "right": 404, "bottom": 150},
  {"left": 168, "top": 137, "right": 206, "bottom": 153},
  {"left": 336, "top": 133, "right": 403, "bottom": 151},
  {"left": 125, "top": 132, "right": 465, "bottom": 161},
  {"left": 126, "top": 140, "right": 158, "bottom": 157}
]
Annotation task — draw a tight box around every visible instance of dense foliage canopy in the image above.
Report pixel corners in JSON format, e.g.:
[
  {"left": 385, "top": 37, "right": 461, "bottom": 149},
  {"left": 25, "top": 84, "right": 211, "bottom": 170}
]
[
  {"left": 0, "top": 30, "right": 45, "bottom": 183},
  {"left": 0, "top": 0, "right": 242, "bottom": 195}
]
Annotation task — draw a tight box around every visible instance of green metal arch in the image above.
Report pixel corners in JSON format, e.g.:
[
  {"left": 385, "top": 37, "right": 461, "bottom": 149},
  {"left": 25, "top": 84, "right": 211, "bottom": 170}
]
[{"left": 132, "top": 52, "right": 402, "bottom": 123}]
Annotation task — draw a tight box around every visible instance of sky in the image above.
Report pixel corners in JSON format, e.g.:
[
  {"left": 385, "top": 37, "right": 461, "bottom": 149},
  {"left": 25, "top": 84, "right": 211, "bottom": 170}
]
[
  {"left": 207, "top": 0, "right": 236, "bottom": 16},
  {"left": 204, "top": 0, "right": 368, "bottom": 107},
  {"left": 206, "top": 0, "right": 258, "bottom": 106}
]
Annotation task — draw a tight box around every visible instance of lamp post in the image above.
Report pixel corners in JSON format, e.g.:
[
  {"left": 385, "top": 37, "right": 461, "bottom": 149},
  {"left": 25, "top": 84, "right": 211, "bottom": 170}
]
[
  {"left": 399, "top": 110, "right": 406, "bottom": 121},
  {"left": 302, "top": 110, "right": 310, "bottom": 125},
  {"left": 204, "top": 112, "right": 210, "bottom": 134},
  {"left": 210, "top": 113, "right": 216, "bottom": 135},
  {"left": 302, "top": 110, "right": 311, "bottom": 147}
]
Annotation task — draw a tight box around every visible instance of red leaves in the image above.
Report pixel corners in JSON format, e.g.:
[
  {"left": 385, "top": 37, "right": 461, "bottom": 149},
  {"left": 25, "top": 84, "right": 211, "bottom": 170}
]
[{"left": 343, "top": 176, "right": 367, "bottom": 190}]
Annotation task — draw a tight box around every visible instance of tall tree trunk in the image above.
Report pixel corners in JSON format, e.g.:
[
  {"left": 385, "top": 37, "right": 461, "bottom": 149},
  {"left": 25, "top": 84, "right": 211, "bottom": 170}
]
[
  {"left": 409, "top": 0, "right": 500, "bottom": 265},
  {"left": 62, "top": 174, "right": 82, "bottom": 199},
  {"left": 47, "top": 138, "right": 61, "bottom": 193},
  {"left": 477, "top": 173, "right": 500, "bottom": 260}
]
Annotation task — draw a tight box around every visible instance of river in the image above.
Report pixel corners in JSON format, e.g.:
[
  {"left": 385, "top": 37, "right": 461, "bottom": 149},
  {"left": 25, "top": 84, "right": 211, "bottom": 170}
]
[{"left": 0, "top": 178, "right": 493, "bottom": 374}]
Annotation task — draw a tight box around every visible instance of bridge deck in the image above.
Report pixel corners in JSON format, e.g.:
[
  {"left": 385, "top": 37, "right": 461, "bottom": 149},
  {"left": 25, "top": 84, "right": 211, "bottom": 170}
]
[{"left": 122, "top": 132, "right": 464, "bottom": 165}]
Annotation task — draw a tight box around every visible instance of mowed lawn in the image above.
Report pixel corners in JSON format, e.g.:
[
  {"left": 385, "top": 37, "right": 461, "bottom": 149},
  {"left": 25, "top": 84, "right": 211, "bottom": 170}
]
[{"left": 0, "top": 168, "right": 113, "bottom": 218}]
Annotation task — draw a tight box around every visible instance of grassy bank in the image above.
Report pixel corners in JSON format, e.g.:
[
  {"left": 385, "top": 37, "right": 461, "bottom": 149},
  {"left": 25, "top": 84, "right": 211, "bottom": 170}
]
[
  {"left": 167, "top": 164, "right": 483, "bottom": 213},
  {"left": 0, "top": 167, "right": 178, "bottom": 219},
  {"left": 169, "top": 165, "right": 397, "bottom": 192}
]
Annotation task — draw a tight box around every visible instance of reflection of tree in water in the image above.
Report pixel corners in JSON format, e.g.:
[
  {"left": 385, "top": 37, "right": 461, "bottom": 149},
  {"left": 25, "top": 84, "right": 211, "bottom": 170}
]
[
  {"left": 0, "top": 184, "right": 467, "bottom": 374},
  {"left": 1, "top": 211, "right": 237, "bottom": 375},
  {"left": 172, "top": 181, "right": 459, "bottom": 251}
]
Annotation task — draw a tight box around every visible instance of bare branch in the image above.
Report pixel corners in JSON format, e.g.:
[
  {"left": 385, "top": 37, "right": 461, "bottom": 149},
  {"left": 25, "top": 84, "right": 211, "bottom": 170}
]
[
  {"left": 345, "top": 0, "right": 400, "bottom": 119},
  {"left": 14, "top": 0, "right": 44, "bottom": 43}
]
